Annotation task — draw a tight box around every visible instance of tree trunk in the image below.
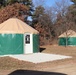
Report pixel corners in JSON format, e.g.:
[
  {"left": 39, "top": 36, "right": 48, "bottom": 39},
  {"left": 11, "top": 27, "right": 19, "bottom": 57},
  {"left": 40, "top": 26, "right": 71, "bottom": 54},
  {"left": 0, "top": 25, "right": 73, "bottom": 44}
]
[
  {"left": 65, "top": 31, "right": 68, "bottom": 47},
  {"left": 65, "top": 36, "right": 68, "bottom": 47}
]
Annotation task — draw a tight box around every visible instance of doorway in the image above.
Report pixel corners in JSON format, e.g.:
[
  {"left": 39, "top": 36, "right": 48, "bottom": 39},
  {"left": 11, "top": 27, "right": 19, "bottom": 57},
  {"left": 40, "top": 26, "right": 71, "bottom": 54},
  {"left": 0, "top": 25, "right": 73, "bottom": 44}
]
[{"left": 24, "top": 33, "right": 33, "bottom": 54}]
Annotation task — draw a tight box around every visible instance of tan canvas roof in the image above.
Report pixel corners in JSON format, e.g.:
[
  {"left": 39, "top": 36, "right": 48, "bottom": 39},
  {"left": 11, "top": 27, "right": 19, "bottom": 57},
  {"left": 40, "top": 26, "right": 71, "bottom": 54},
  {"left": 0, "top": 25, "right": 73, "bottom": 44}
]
[
  {"left": 59, "top": 30, "right": 76, "bottom": 37},
  {"left": 0, "top": 18, "right": 39, "bottom": 34}
]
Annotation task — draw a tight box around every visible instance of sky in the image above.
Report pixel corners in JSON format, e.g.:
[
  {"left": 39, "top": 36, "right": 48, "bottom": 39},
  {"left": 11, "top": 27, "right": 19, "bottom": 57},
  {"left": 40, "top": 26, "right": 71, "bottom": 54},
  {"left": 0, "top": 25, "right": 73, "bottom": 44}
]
[
  {"left": 33, "top": 0, "right": 72, "bottom": 7},
  {"left": 32, "top": 0, "right": 56, "bottom": 7},
  {"left": 45, "top": 0, "right": 57, "bottom": 7}
]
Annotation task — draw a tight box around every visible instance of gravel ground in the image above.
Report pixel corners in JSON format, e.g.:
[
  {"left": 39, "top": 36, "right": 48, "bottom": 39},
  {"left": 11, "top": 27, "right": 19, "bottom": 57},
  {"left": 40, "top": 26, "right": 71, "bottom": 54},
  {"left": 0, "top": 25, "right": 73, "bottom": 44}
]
[{"left": 9, "top": 53, "right": 71, "bottom": 63}]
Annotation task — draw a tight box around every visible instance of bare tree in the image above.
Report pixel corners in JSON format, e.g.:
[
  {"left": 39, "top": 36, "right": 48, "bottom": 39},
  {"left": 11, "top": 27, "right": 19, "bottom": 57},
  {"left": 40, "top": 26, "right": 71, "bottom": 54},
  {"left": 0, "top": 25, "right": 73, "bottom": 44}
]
[
  {"left": 49, "top": 0, "right": 73, "bottom": 46},
  {"left": 53, "top": 0, "right": 71, "bottom": 16}
]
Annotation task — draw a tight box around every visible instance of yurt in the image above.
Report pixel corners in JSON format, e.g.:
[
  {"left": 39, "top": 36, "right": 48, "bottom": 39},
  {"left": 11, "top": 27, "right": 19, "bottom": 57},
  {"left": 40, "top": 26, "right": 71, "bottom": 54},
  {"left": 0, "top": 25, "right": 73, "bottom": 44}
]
[
  {"left": 58, "top": 30, "right": 76, "bottom": 46},
  {"left": 0, "top": 18, "right": 39, "bottom": 55}
]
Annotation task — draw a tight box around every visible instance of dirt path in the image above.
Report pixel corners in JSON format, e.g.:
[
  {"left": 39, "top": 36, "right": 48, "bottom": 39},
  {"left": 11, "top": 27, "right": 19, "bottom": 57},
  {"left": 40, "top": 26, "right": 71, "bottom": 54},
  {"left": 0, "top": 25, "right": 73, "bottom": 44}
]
[
  {"left": 40, "top": 63, "right": 76, "bottom": 75},
  {"left": 0, "top": 63, "right": 76, "bottom": 75}
]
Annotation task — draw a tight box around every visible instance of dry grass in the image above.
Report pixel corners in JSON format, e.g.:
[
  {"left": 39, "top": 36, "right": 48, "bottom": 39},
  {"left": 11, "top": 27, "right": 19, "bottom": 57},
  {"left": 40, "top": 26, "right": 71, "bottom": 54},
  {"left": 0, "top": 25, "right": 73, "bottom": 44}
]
[
  {"left": 0, "top": 56, "right": 35, "bottom": 70},
  {"left": 42, "top": 45, "right": 76, "bottom": 57},
  {"left": 39, "top": 45, "right": 76, "bottom": 69}
]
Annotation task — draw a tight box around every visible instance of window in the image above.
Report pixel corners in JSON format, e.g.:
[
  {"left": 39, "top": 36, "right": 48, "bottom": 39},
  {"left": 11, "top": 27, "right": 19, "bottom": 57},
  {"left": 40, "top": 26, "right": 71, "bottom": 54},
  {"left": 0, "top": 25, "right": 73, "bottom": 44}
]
[{"left": 25, "top": 35, "right": 30, "bottom": 44}]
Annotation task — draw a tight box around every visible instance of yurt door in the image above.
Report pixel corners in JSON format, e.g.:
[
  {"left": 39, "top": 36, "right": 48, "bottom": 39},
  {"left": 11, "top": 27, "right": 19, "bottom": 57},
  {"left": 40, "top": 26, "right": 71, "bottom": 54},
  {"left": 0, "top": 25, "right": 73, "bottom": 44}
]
[{"left": 24, "top": 33, "right": 33, "bottom": 54}]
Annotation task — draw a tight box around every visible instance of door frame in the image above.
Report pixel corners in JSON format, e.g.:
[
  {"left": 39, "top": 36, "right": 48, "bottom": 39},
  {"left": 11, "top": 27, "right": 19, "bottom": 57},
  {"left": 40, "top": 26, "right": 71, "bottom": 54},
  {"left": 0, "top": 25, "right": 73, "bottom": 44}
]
[{"left": 24, "top": 33, "right": 33, "bottom": 54}]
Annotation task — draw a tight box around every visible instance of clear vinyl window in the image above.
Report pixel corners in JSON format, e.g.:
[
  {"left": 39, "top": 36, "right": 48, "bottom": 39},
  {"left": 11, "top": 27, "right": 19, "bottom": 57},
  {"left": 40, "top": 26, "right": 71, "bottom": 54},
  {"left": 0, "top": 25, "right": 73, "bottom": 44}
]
[{"left": 25, "top": 35, "right": 30, "bottom": 44}]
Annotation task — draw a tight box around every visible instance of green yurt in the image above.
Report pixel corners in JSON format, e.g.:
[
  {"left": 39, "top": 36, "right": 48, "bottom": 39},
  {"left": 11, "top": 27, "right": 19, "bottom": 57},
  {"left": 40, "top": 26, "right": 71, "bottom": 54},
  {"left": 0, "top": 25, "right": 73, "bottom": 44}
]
[
  {"left": 0, "top": 18, "right": 39, "bottom": 55},
  {"left": 59, "top": 30, "right": 76, "bottom": 46}
]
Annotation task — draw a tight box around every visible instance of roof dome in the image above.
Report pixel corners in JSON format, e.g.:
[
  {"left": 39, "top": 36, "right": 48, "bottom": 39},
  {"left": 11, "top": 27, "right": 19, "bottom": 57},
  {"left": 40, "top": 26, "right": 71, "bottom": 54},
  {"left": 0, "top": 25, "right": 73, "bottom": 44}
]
[
  {"left": 0, "top": 18, "right": 39, "bottom": 34},
  {"left": 59, "top": 30, "right": 76, "bottom": 37}
]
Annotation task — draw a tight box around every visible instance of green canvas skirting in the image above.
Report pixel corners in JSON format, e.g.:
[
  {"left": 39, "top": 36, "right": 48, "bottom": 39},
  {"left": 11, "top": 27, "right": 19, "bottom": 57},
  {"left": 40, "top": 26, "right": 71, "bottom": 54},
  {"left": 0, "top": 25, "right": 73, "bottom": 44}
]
[
  {"left": 59, "top": 37, "right": 76, "bottom": 46},
  {"left": 0, "top": 34, "right": 23, "bottom": 55},
  {"left": 33, "top": 34, "right": 39, "bottom": 53},
  {"left": 0, "top": 34, "right": 39, "bottom": 55}
]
